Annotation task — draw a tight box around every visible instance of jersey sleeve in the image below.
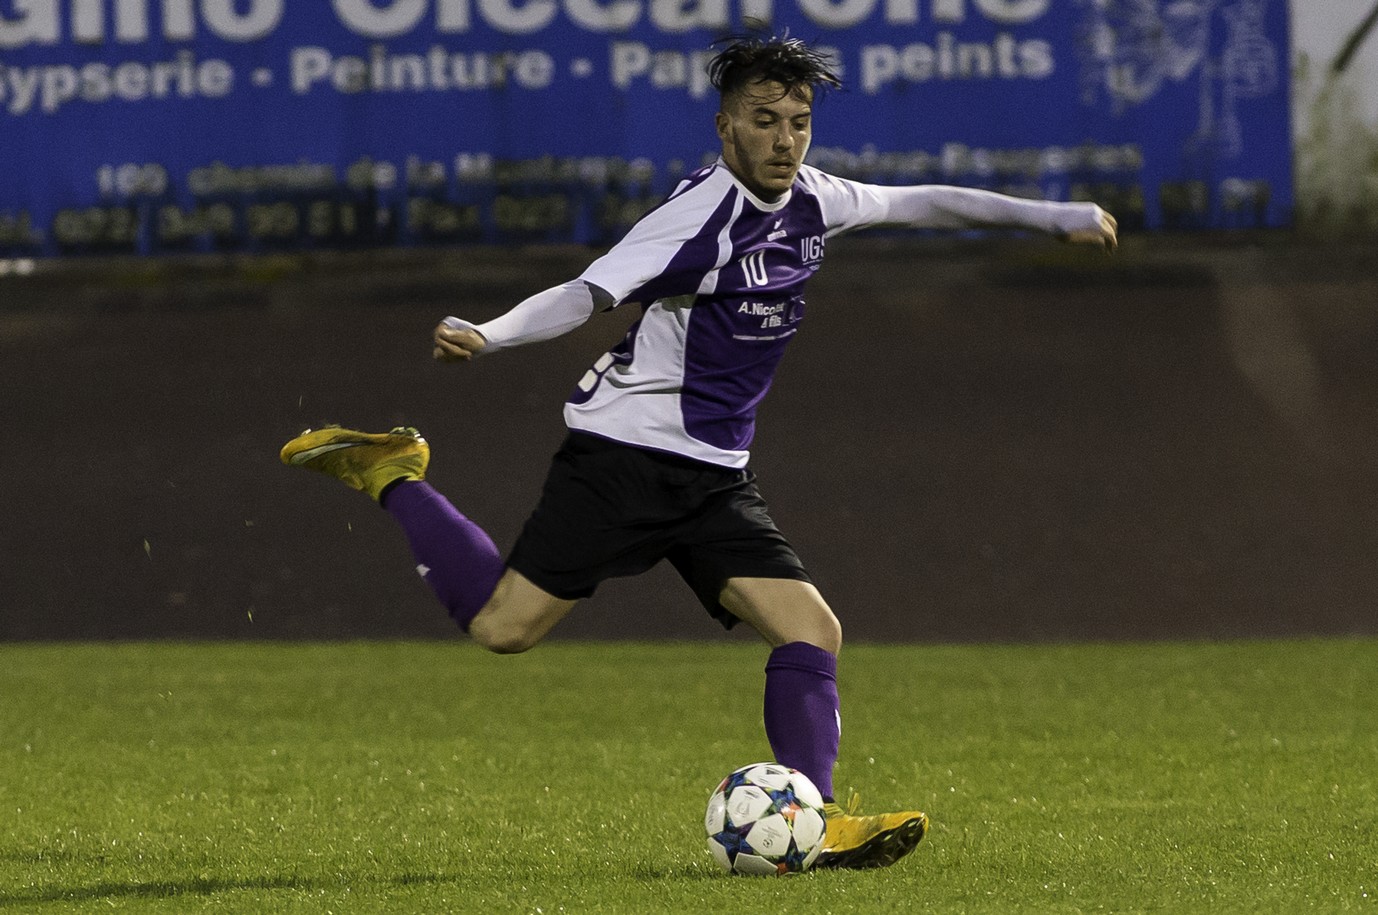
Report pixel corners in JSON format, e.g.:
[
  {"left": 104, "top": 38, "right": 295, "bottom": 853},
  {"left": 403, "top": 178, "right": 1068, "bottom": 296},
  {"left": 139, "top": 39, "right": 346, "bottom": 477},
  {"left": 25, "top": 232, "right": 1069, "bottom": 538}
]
[
  {"left": 802, "top": 165, "right": 1108, "bottom": 238},
  {"left": 797, "top": 166, "right": 896, "bottom": 237},
  {"left": 579, "top": 171, "right": 738, "bottom": 306},
  {"left": 453, "top": 279, "right": 598, "bottom": 353}
]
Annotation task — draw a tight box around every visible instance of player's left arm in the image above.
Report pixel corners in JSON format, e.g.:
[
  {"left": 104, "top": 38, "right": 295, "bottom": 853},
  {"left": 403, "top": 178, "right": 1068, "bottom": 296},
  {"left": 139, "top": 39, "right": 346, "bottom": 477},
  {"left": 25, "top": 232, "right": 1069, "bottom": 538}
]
[
  {"left": 806, "top": 170, "right": 1117, "bottom": 252},
  {"left": 896, "top": 185, "right": 1118, "bottom": 251},
  {"left": 879, "top": 185, "right": 1117, "bottom": 251}
]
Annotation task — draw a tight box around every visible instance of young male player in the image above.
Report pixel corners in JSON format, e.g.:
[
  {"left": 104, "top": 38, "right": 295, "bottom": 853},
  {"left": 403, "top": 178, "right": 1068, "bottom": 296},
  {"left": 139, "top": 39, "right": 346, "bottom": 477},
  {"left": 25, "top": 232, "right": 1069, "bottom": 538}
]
[{"left": 282, "top": 36, "right": 1118, "bottom": 869}]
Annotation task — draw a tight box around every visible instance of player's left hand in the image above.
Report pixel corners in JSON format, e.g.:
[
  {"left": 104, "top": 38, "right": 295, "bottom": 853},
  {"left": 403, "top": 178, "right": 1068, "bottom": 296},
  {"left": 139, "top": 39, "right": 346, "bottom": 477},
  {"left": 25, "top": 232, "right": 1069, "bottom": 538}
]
[{"left": 1064, "top": 206, "right": 1118, "bottom": 253}]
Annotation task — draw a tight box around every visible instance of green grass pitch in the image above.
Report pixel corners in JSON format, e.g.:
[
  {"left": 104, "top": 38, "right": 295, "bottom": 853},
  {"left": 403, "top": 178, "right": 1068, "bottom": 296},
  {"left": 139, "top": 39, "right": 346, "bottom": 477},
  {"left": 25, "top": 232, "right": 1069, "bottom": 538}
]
[{"left": 2, "top": 639, "right": 1375, "bottom": 913}]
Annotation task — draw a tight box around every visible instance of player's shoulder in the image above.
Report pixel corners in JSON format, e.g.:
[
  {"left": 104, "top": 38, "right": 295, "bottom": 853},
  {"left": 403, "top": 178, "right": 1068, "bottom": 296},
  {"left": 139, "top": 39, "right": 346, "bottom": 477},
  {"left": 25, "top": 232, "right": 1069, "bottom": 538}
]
[
  {"left": 632, "top": 161, "right": 736, "bottom": 226},
  {"left": 790, "top": 165, "right": 866, "bottom": 220},
  {"left": 793, "top": 163, "right": 852, "bottom": 195},
  {"left": 794, "top": 163, "right": 828, "bottom": 187},
  {"left": 597, "top": 162, "right": 736, "bottom": 256},
  {"left": 667, "top": 161, "right": 735, "bottom": 202}
]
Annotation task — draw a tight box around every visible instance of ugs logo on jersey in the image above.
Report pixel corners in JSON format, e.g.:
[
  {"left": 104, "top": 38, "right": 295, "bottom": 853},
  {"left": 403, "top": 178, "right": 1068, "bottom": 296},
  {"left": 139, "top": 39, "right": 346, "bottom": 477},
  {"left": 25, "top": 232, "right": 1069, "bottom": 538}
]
[{"left": 741, "top": 235, "right": 826, "bottom": 288}]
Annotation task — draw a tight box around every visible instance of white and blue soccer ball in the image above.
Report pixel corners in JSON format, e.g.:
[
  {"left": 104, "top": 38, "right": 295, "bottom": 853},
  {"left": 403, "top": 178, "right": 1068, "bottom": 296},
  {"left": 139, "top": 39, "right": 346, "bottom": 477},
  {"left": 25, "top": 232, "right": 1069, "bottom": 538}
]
[{"left": 704, "top": 762, "right": 828, "bottom": 875}]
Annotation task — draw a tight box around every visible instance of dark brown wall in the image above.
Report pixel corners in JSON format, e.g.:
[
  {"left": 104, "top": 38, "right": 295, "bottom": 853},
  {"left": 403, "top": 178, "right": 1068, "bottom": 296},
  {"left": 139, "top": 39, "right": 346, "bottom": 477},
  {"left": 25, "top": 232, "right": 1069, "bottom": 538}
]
[{"left": 2, "top": 234, "right": 1375, "bottom": 642}]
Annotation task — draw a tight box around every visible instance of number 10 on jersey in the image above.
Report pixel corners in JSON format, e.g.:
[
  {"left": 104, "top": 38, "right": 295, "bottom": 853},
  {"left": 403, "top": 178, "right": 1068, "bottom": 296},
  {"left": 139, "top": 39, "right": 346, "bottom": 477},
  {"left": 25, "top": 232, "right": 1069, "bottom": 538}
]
[{"left": 742, "top": 250, "right": 769, "bottom": 288}]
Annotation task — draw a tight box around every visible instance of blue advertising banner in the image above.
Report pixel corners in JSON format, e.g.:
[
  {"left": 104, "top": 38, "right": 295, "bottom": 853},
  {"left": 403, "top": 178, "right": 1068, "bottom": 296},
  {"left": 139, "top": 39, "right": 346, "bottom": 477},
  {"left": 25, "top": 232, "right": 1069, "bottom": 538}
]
[{"left": 0, "top": 0, "right": 1291, "bottom": 256}]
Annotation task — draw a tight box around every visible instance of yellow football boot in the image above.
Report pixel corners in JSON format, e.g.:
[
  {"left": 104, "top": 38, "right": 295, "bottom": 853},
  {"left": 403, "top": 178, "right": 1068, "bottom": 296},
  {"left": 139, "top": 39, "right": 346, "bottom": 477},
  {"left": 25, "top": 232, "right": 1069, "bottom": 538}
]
[
  {"left": 814, "top": 794, "right": 929, "bottom": 870},
  {"left": 280, "top": 425, "right": 429, "bottom": 503}
]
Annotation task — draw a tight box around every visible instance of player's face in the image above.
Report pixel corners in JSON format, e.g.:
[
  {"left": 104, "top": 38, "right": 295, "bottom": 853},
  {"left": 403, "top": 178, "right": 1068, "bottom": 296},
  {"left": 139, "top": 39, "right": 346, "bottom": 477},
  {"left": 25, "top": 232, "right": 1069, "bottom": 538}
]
[{"left": 716, "top": 80, "right": 813, "bottom": 201}]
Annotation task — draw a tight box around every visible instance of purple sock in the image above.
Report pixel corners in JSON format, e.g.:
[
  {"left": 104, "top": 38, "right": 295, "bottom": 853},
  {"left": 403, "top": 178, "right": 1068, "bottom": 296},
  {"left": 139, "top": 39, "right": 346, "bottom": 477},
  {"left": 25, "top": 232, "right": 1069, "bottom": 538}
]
[
  {"left": 382, "top": 481, "right": 504, "bottom": 631},
  {"left": 763, "top": 641, "right": 840, "bottom": 801}
]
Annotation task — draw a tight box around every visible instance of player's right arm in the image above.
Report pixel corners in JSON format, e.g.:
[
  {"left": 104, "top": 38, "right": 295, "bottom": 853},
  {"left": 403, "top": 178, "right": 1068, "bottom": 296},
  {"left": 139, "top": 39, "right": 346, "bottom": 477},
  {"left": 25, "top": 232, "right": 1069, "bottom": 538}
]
[
  {"left": 432, "top": 280, "right": 615, "bottom": 362},
  {"left": 434, "top": 166, "right": 731, "bottom": 363}
]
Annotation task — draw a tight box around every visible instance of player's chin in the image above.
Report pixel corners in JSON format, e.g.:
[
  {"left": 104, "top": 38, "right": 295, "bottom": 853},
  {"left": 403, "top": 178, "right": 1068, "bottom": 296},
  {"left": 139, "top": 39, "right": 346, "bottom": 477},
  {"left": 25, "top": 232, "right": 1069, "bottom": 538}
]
[{"left": 760, "top": 169, "right": 798, "bottom": 194}]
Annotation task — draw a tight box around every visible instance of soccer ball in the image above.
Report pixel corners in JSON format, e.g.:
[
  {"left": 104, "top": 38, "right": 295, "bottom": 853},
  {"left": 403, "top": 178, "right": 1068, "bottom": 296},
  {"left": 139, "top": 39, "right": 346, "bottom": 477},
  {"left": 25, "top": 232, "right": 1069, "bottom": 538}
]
[{"left": 704, "top": 762, "right": 828, "bottom": 875}]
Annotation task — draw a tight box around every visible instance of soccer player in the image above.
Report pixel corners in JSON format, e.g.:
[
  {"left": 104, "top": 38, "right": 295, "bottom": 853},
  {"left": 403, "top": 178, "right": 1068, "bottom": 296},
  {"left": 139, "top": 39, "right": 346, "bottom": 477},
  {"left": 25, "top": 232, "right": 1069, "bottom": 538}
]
[{"left": 282, "top": 36, "right": 1118, "bottom": 869}]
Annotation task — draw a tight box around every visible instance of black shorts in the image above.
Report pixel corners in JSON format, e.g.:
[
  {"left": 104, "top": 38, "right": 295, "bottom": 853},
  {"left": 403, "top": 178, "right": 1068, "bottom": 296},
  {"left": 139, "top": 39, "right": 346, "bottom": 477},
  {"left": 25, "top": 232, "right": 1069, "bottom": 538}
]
[{"left": 506, "top": 432, "right": 812, "bottom": 628}]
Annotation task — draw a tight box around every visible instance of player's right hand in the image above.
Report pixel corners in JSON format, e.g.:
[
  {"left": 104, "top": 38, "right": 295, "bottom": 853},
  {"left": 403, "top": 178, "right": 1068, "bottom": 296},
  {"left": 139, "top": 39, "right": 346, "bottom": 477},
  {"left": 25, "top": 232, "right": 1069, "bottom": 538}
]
[{"left": 433, "top": 317, "right": 488, "bottom": 362}]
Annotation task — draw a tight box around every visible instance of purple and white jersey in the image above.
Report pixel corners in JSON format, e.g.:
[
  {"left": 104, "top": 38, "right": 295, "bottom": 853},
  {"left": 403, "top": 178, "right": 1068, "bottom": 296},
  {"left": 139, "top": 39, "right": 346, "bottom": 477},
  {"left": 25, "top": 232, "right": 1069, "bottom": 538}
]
[{"left": 568, "top": 159, "right": 895, "bottom": 469}]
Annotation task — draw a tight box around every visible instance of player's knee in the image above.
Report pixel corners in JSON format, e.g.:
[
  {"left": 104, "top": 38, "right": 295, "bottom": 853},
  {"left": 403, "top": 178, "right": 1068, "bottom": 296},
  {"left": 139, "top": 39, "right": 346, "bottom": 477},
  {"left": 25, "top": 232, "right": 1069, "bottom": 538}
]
[
  {"left": 468, "top": 615, "right": 539, "bottom": 654},
  {"left": 813, "top": 612, "right": 843, "bottom": 656},
  {"left": 780, "top": 607, "right": 842, "bottom": 655}
]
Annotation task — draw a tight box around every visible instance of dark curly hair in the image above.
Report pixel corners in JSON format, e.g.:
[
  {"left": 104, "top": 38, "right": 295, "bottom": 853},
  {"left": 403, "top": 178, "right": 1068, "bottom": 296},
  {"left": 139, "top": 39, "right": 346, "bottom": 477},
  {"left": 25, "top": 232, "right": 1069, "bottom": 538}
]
[{"left": 707, "top": 34, "right": 843, "bottom": 104}]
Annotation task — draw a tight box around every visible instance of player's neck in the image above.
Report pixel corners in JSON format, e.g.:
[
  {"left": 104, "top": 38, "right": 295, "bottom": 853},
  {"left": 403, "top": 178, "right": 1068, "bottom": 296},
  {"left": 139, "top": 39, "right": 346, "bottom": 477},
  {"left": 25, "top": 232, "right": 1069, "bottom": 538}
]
[{"left": 717, "top": 157, "right": 793, "bottom": 210}]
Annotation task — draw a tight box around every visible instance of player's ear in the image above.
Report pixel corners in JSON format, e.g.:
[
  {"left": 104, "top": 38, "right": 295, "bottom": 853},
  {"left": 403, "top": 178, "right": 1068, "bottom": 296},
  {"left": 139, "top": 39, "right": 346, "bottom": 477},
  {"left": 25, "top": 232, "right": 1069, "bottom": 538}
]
[{"left": 715, "top": 109, "right": 731, "bottom": 143}]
